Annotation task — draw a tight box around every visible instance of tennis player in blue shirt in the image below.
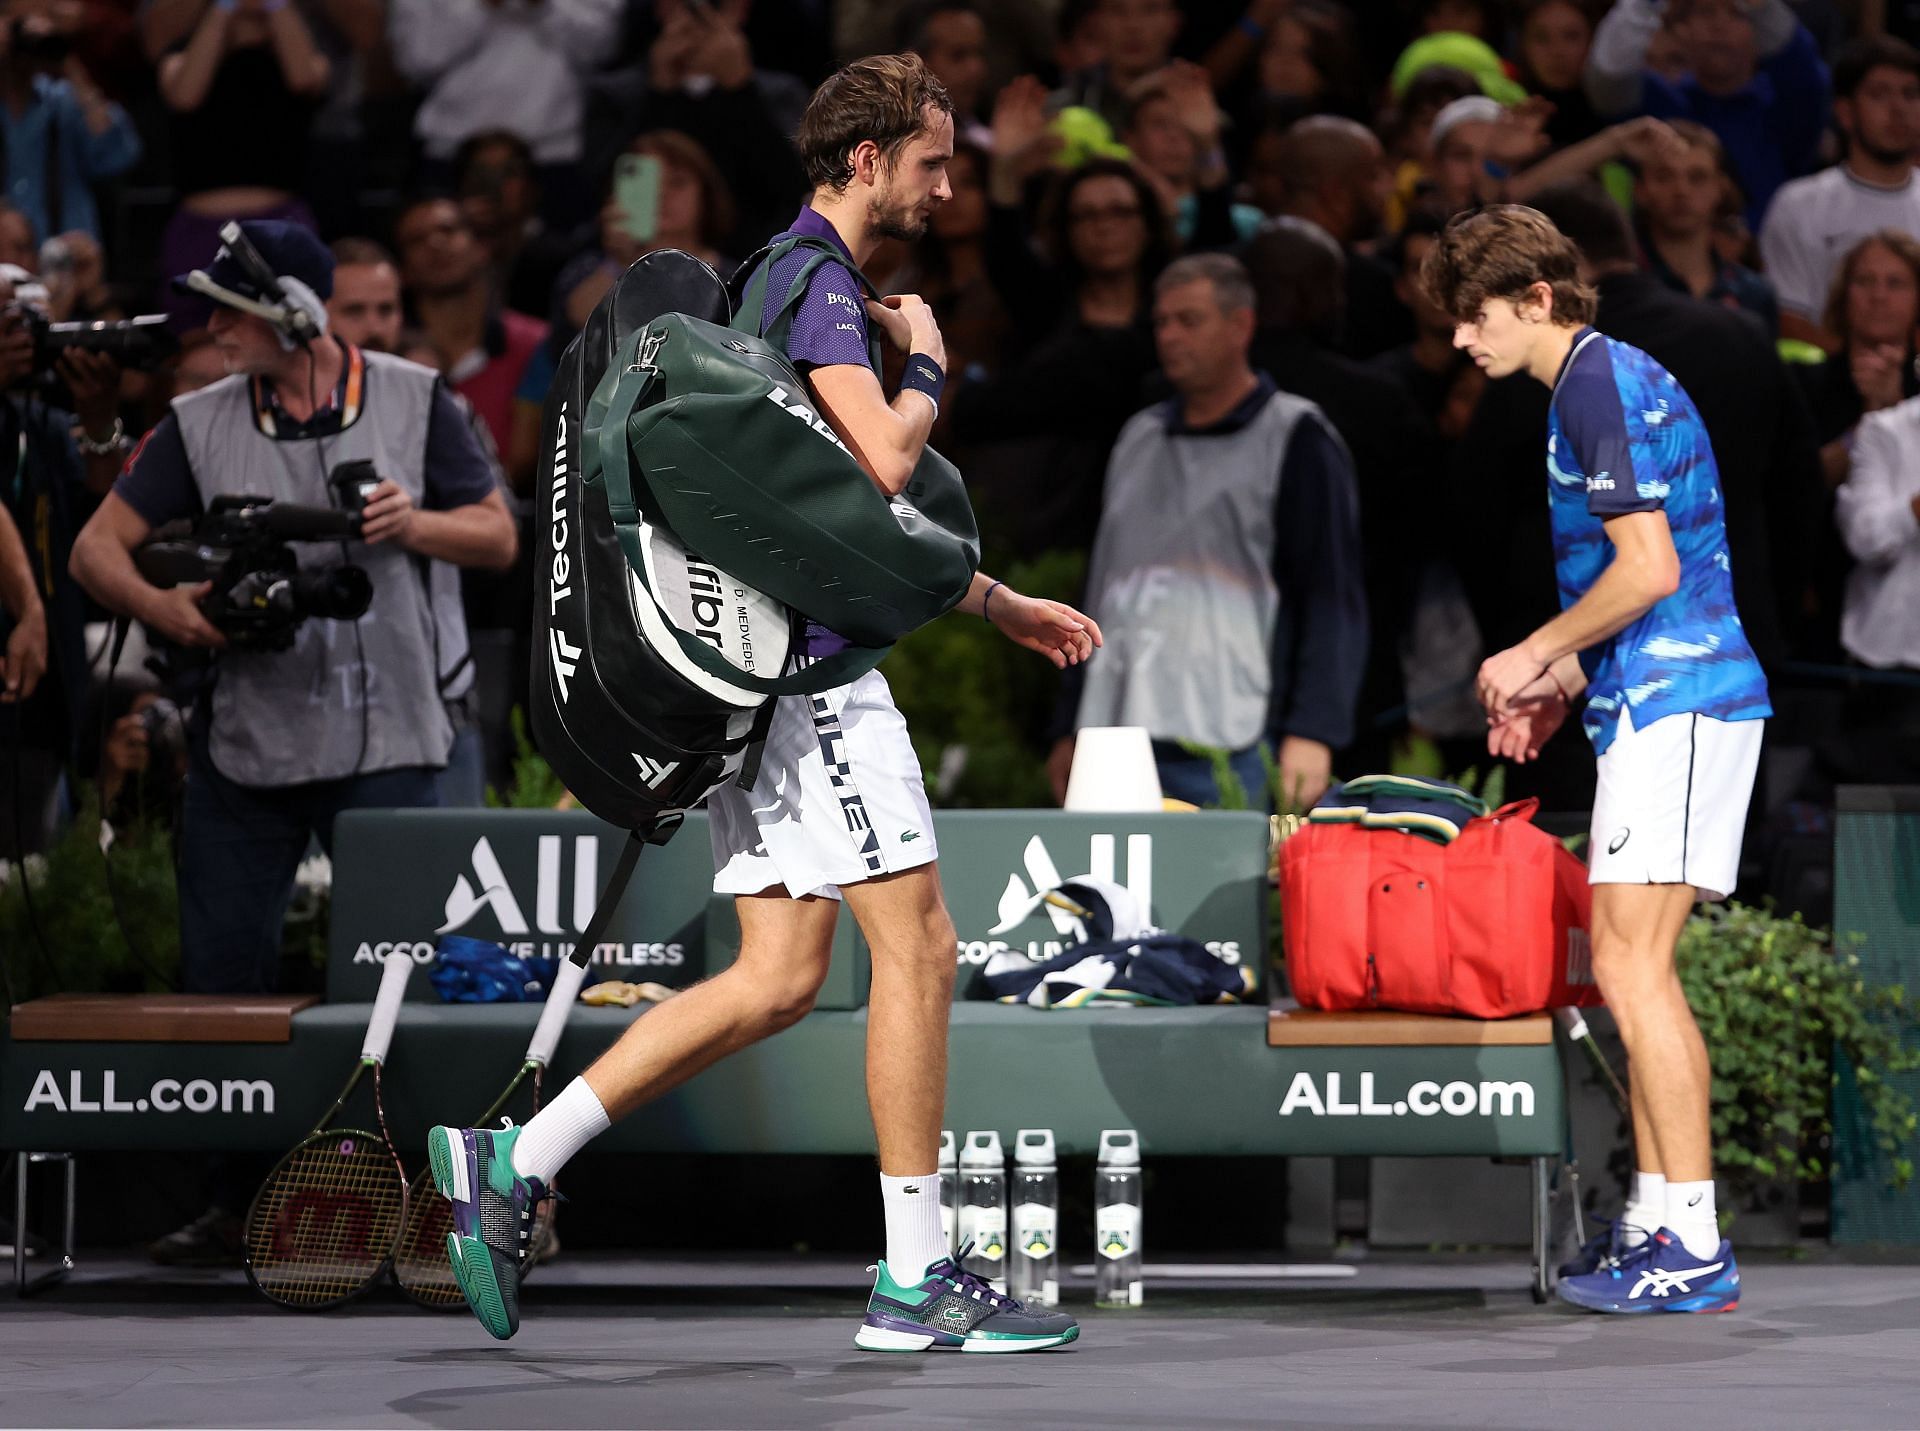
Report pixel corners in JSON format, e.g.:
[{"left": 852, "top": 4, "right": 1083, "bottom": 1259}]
[{"left": 1423, "top": 205, "right": 1769, "bottom": 1315}]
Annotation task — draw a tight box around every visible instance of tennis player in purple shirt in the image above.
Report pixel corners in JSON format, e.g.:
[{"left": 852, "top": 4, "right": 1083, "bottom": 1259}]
[{"left": 429, "top": 53, "right": 1099, "bottom": 1353}]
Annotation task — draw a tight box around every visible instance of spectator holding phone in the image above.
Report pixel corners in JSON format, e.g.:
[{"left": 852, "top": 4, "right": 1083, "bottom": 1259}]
[
  {"left": 551, "top": 130, "right": 737, "bottom": 339},
  {"left": 582, "top": 0, "right": 807, "bottom": 255}
]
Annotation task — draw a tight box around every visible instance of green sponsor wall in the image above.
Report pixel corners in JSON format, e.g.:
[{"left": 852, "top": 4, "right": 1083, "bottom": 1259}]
[
  {"left": 327, "top": 809, "right": 1270, "bottom": 1007},
  {"left": 6, "top": 805, "right": 1567, "bottom": 1164}
]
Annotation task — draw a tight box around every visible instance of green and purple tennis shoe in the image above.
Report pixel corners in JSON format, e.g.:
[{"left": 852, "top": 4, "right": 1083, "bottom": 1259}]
[
  {"left": 427, "top": 1121, "right": 548, "bottom": 1340},
  {"left": 855, "top": 1251, "right": 1079, "bottom": 1352}
]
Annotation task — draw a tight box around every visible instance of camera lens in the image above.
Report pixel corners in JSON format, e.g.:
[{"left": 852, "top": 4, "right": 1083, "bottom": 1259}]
[{"left": 290, "top": 565, "right": 373, "bottom": 622}]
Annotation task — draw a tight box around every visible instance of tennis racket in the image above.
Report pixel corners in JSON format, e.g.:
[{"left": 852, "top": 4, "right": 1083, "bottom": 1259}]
[
  {"left": 393, "top": 957, "right": 591, "bottom": 1307},
  {"left": 244, "top": 951, "right": 414, "bottom": 1310},
  {"left": 1554, "top": 1005, "right": 1629, "bottom": 1115}
]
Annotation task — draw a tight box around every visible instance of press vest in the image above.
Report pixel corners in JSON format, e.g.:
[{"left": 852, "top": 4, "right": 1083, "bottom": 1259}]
[
  {"left": 172, "top": 352, "right": 469, "bottom": 787},
  {"left": 1077, "top": 391, "right": 1325, "bottom": 751}
]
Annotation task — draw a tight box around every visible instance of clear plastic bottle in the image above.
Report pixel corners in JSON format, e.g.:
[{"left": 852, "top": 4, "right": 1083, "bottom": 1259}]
[
  {"left": 938, "top": 1129, "right": 958, "bottom": 1257},
  {"left": 1009, "top": 1128, "right": 1059, "bottom": 1307},
  {"left": 957, "top": 1129, "right": 1008, "bottom": 1292},
  {"left": 1094, "top": 1128, "right": 1143, "bottom": 1308}
]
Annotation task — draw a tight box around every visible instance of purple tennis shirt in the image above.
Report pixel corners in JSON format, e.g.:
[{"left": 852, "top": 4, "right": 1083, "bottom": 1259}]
[
  {"left": 759, "top": 205, "right": 873, "bottom": 371},
  {"left": 753, "top": 206, "right": 875, "bottom": 659}
]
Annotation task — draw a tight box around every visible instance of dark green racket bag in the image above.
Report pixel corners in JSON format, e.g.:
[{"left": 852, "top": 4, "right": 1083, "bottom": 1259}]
[{"left": 583, "top": 234, "right": 980, "bottom": 680}]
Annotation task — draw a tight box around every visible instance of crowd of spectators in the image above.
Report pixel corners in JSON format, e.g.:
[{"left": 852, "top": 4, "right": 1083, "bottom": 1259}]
[{"left": 3, "top": 0, "right": 1920, "bottom": 896}]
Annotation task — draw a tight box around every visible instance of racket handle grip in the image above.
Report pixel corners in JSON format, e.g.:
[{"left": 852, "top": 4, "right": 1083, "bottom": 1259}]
[
  {"left": 1553, "top": 1006, "right": 1590, "bottom": 1043},
  {"left": 362, "top": 949, "right": 415, "bottom": 1063},
  {"left": 528, "top": 957, "right": 590, "bottom": 1067}
]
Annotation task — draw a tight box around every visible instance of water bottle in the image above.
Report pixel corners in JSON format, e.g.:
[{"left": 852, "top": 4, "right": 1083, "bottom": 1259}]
[
  {"left": 957, "top": 1130, "right": 1008, "bottom": 1292},
  {"left": 1010, "top": 1129, "right": 1059, "bottom": 1307},
  {"left": 938, "top": 1129, "right": 958, "bottom": 1257},
  {"left": 1095, "top": 1129, "right": 1143, "bottom": 1308}
]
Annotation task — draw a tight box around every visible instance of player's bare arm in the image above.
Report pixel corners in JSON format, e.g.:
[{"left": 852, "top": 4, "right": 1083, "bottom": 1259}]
[
  {"left": 807, "top": 293, "right": 946, "bottom": 496},
  {"left": 957, "top": 570, "right": 1102, "bottom": 668}
]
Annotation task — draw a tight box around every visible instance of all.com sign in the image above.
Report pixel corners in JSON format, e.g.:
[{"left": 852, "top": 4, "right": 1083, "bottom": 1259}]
[
  {"left": 1279, "top": 1072, "right": 1535, "bottom": 1119},
  {"left": 22, "top": 1070, "right": 275, "bottom": 1115}
]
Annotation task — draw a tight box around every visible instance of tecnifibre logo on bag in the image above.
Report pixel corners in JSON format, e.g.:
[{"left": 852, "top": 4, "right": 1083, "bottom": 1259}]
[
  {"left": 23, "top": 1071, "right": 275, "bottom": 1115},
  {"left": 546, "top": 400, "right": 581, "bottom": 702}
]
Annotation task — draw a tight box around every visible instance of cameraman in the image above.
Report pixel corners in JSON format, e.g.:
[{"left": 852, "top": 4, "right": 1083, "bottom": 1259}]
[{"left": 70, "top": 221, "right": 516, "bottom": 994}]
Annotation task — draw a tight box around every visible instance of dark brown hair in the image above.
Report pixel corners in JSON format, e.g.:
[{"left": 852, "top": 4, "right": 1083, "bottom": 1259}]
[
  {"left": 330, "top": 237, "right": 396, "bottom": 270},
  {"left": 627, "top": 130, "right": 737, "bottom": 250},
  {"left": 1419, "top": 203, "right": 1596, "bottom": 325},
  {"left": 797, "top": 53, "right": 953, "bottom": 192},
  {"left": 1823, "top": 229, "right": 1920, "bottom": 342},
  {"left": 1833, "top": 33, "right": 1920, "bottom": 100}
]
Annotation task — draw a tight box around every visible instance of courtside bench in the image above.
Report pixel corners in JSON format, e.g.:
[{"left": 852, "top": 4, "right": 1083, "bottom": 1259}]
[{"left": 2, "top": 809, "right": 1568, "bottom": 1297}]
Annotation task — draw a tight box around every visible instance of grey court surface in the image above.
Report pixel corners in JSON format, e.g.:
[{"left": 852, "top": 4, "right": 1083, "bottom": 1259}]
[{"left": 2, "top": 1253, "right": 1917, "bottom": 1430}]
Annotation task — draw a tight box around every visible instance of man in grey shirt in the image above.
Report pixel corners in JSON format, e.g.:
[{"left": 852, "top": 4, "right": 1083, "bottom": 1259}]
[{"left": 1054, "top": 253, "right": 1367, "bottom": 812}]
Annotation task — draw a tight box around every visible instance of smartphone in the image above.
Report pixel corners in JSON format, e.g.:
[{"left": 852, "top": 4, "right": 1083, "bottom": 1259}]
[{"left": 614, "top": 153, "right": 663, "bottom": 246}]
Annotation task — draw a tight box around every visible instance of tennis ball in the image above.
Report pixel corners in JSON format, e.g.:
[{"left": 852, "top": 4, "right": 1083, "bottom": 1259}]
[{"left": 1051, "top": 107, "right": 1130, "bottom": 168}]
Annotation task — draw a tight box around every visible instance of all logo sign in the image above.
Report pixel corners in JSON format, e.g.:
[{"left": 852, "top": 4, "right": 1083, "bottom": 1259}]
[
  {"left": 953, "top": 829, "right": 1247, "bottom": 969},
  {"left": 439, "top": 835, "right": 603, "bottom": 937},
  {"left": 990, "top": 833, "right": 1152, "bottom": 938}
]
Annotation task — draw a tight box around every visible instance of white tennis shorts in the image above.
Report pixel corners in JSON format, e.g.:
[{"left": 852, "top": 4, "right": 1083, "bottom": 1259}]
[
  {"left": 708, "top": 668, "right": 939, "bottom": 900},
  {"left": 1588, "top": 707, "right": 1765, "bottom": 902}
]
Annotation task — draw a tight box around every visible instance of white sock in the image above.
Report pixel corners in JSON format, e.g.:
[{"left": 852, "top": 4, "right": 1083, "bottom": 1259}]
[
  {"left": 509, "top": 1077, "right": 610, "bottom": 1184},
  {"left": 1620, "top": 1170, "right": 1666, "bottom": 1247},
  {"left": 880, "top": 1171, "right": 949, "bottom": 1284},
  {"left": 1666, "top": 1179, "right": 1721, "bottom": 1259}
]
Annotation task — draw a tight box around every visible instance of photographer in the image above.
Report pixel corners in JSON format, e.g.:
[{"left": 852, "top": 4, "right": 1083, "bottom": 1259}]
[
  {"left": 0, "top": 2, "right": 142, "bottom": 245},
  {"left": 0, "top": 266, "right": 124, "bottom": 856},
  {"left": 0, "top": 492, "right": 48, "bottom": 854},
  {"left": 69, "top": 221, "right": 515, "bottom": 995}
]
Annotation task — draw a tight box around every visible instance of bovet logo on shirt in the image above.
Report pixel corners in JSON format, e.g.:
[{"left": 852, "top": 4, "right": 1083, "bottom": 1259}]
[{"left": 765, "top": 383, "right": 851, "bottom": 454}]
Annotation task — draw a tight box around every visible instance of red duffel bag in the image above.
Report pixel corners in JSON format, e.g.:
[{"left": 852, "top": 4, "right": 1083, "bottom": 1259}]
[{"left": 1280, "top": 798, "right": 1599, "bottom": 1018}]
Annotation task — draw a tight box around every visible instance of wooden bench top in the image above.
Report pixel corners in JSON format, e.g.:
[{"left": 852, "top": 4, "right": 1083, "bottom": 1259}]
[
  {"left": 1268, "top": 1005, "right": 1554, "bottom": 1047},
  {"left": 8, "top": 994, "right": 319, "bottom": 1044}
]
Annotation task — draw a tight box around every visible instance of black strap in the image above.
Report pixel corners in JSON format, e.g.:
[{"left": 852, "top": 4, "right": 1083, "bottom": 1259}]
[
  {"left": 566, "top": 816, "right": 685, "bottom": 968},
  {"left": 43, "top": 103, "right": 60, "bottom": 240}
]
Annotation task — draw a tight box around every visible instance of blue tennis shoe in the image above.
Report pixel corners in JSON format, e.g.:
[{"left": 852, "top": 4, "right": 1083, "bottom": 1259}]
[{"left": 1557, "top": 1228, "right": 1739, "bottom": 1314}]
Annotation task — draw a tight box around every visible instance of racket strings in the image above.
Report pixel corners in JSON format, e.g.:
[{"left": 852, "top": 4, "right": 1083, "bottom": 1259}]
[
  {"left": 245, "top": 1132, "right": 406, "bottom": 1308},
  {"left": 395, "top": 1169, "right": 462, "bottom": 1305}
]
